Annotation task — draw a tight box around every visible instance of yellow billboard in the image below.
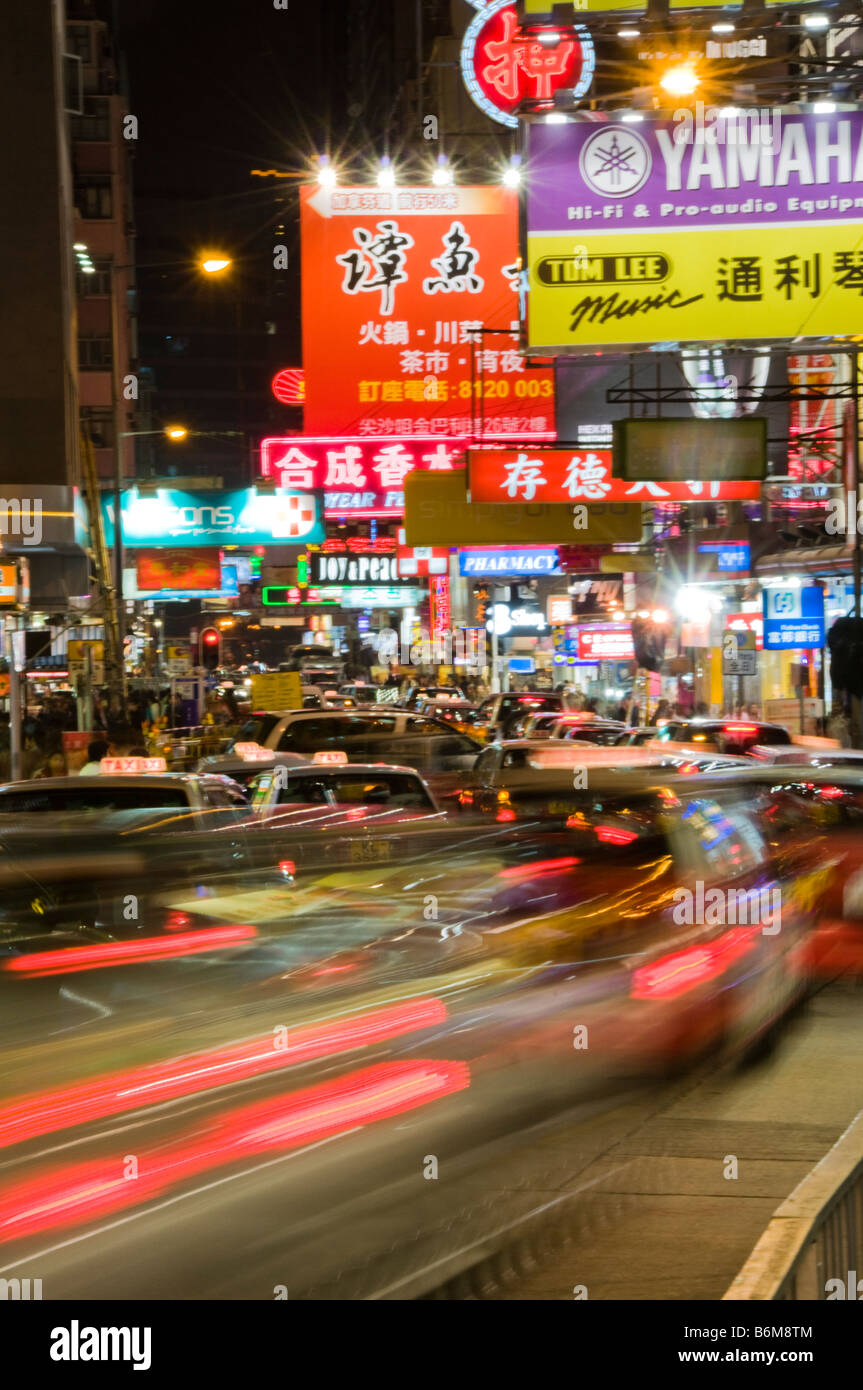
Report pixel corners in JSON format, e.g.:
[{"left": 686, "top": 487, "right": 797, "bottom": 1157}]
[
  {"left": 404, "top": 469, "right": 642, "bottom": 544},
  {"left": 528, "top": 224, "right": 863, "bottom": 352},
  {"left": 520, "top": 0, "right": 808, "bottom": 13}
]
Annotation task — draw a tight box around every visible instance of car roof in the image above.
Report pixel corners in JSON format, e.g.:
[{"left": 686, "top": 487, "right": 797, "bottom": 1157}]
[
  {"left": 263, "top": 762, "right": 424, "bottom": 778},
  {"left": 0, "top": 774, "right": 201, "bottom": 791}
]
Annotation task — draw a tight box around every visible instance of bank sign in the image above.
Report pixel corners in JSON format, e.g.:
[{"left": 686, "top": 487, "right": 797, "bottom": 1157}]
[
  {"left": 103, "top": 489, "right": 324, "bottom": 548},
  {"left": 525, "top": 112, "right": 863, "bottom": 351},
  {"left": 762, "top": 584, "right": 825, "bottom": 650}
]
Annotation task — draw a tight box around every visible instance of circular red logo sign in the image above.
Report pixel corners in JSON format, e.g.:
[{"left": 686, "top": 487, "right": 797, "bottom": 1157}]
[
  {"left": 461, "top": 2, "right": 595, "bottom": 130},
  {"left": 271, "top": 368, "right": 305, "bottom": 406}
]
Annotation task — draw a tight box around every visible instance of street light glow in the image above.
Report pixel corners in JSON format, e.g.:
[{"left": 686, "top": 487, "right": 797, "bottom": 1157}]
[
  {"left": 201, "top": 257, "right": 231, "bottom": 274},
  {"left": 165, "top": 426, "right": 188, "bottom": 440},
  {"left": 432, "top": 156, "right": 453, "bottom": 187},
  {"left": 502, "top": 159, "right": 521, "bottom": 187},
  {"left": 376, "top": 157, "right": 395, "bottom": 189},
  {"left": 317, "top": 156, "right": 336, "bottom": 188},
  {"left": 660, "top": 65, "right": 699, "bottom": 98}
]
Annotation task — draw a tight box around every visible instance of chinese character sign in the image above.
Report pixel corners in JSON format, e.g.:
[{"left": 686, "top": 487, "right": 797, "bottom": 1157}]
[
  {"left": 762, "top": 585, "right": 825, "bottom": 650},
  {"left": 260, "top": 436, "right": 466, "bottom": 518},
  {"left": 301, "top": 184, "right": 554, "bottom": 437},
  {"left": 467, "top": 448, "right": 762, "bottom": 502},
  {"left": 524, "top": 114, "right": 863, "bottom": 350},
  {"left": 461, "top": 1, "right": 594, "bottom": 130}
]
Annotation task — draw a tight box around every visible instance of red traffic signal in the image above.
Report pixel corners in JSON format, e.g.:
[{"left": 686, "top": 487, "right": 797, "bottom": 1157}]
[{"left": 200, "top": 626, "right": 221, "bottom": 670}]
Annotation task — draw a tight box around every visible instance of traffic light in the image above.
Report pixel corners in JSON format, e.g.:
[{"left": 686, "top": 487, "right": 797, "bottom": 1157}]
[{"left": 200, "top": 626, "right": 221, "bottom": 671}]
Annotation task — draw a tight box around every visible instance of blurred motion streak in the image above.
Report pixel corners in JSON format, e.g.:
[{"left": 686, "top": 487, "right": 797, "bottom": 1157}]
[
  {"left": 0, "top": 997, "right": 449, "bottom": 1150},
  {"left": 1, "top": 925, "right": 258, "bottom": 978},
  {"left": 0, "top": 1060, "right": 470, "bottom": 1243},
  {"left": 631, "top": 926, "right": 759, "bottom": 1001}
]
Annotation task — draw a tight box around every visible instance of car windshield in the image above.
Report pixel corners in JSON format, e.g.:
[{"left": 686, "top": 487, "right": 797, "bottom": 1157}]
[
  {"left": 276, "top": 771, "right": 433, "bottom": 809},
  {"left": 0, "top": 786, "right": 191, "bottom": 813},
  {"left": 235, "top": 714, "right": 282, "bottom": 744}
]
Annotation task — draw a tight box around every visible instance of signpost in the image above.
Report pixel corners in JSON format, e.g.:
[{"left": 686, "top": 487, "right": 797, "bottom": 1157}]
[{"left": 722, "top": 629, "right": 757, "bottom": 676}]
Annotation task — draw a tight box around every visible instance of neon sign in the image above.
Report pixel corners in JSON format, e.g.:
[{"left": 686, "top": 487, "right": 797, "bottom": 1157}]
[{"left": 460, "top": 0, "right": 594, "bottom": 130}]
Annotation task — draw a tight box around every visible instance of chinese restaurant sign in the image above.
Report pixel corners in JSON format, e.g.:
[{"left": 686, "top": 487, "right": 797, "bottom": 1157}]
[
  {"left": 260, "top": 436, "right": 463, "bottom": 519},
  {"left": 524, "top": 113, "right": 863, "bottom": 351},
  {"left": 467, "top": 448, "right": 762, "bottom": 501},
  {"left": 461, "top": 1, "right": 594, "bottom": 130},
  {"left": 301, "top": 184, "right": 554, "bottom": 436}
]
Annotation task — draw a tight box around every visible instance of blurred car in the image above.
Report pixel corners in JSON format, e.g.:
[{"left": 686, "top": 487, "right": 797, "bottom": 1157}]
[
  {"left": 649, "top": 718, "right": 793, "bottom": 756},
  {"left": 510, "top": 710, "right": 601, "bottom": 740},
  {"left": 403, "top": 684, "right": 466, "bottom": 708},
  {"left": 338, "top": 682, "right": 380, "bottom": 706},
  {"left": 616, "top": 726, "right": 660, "bottom": 746},
  {"left": 0, "top": 758, "right": 814, "bottom": 1299},
  {"left": 415, "top": 700, "right": 481, "bottom": 734},
  {"left": 474, "top": 691, "right": 576, "bottom": 741},
  {"left": 746, "top": 743, "right": 850, "bottom": 766},
  {"left": 244, "top": 710, "right": 482, "bottom": 791},
  {"left": 195, "top": 747, "right": 309, "bottom": 791},
  {"left": 0, "top": 765, "right": 250, "bottom": 816},
  {"left": 558, "top": 719, "right": 628, "bottom": 746},
  {"left": 248, "top": 755, "right": 441, "bottom": 828}
]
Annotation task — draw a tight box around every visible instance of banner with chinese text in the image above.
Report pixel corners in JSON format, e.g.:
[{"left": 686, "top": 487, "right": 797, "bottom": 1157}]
[
  {"left": 301, "top": 184, "right": 554, "bottom": 436},
  {"left": 260, "top": 435, "right": 463, "bottom": 519},
  {"left": 467, "top": 447, "right": 762, "bottom": 502},
  {"left": 525, "top": 113, "right": 863, "bottom": 351}
]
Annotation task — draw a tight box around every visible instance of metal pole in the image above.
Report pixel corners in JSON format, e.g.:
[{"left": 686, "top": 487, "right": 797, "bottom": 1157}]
[
  {"left": 7, "top": 622, "right": 21, "bottom": 782},
  {"left": 852, "top": 351, "right": 862, "bottom": 747},
  {"left": 853, "top": 351, "right": 861, "bottom": 620}
]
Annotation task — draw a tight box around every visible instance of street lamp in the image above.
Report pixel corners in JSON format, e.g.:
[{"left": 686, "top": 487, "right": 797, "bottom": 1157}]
[
  {"left": 660, "top": 64, "right": 700, "bottom": 98},
  {"left": 200, "top": 256, "right": 232, "bottom": 274}
]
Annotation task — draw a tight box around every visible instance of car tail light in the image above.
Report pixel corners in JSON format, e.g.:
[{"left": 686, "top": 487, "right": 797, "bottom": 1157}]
[
  {"left": 723, "top": 724, "right": 758, "bottom": 736},
  {"left": 819, "top": 786, "right": 845, "bottom": 800},
  {"left": 500, "top": 856, "right": 580, "bottom": 880},
  {"left": 496, "top": 808, "right": 517, "bottom": 822},
  {"left": 595, "top": 825, "right": 639, "bottom": 844},
  {"left": 458, "top": 790, "right": 473, "bottom": 805},
  {"left": 279, "top": 860, "right": 296, "bottom": 876},
  {"left": 164, "top": 912, "right": 191, "bottom": 932},
  {"left": 631, "top": 926, "right": 757, "bottom": 1000}
]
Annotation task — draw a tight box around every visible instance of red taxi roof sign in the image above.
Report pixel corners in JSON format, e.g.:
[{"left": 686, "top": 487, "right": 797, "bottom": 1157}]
[
  {"left": 313, "top": 750, "right": 348, "bottom": 765},
  {"left": 100, "top": 757, "right": 167, "bottom": 775},
  {"left": 235, "top": 742, "right": 272, "bottom": 762}
]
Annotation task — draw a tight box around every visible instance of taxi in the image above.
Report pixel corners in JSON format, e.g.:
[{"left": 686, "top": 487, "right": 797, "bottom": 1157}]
[
  {"left": 248, "top": 750, "right": 441, "bottom": 823},
  {"left": 0, "top": 757, "right": 249, "bottom": 816},
  {"left": 647, "top": 718, "right": 795, "bottom": 756}
]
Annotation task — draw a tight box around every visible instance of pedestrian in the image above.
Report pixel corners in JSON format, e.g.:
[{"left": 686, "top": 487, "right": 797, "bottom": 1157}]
[
  {"left": 827, "top": 703, "right": 852, "bottom": 748},
  {"left": 78, "top": 738, "right": 109, "bottom": 775},
  {"left": 34, "top": 749, "right": 67, "bottom": 779}
]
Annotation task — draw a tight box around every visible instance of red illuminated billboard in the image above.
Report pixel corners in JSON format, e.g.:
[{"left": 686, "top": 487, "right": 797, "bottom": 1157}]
[
  {"left": 577, "top": 623, "right": 635, "bottom": 662},
  {"left": 467, "top": 448, "right": 763, "bottom": 503},
  {"left": 135, "top": 549, "right": 222, "bottom": 593},
  {"left": 300, "top": 184, "right": 554, "bottom": 438},
  {"left": 260, "top": 435, "right": 465, "bottom": 518}
]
